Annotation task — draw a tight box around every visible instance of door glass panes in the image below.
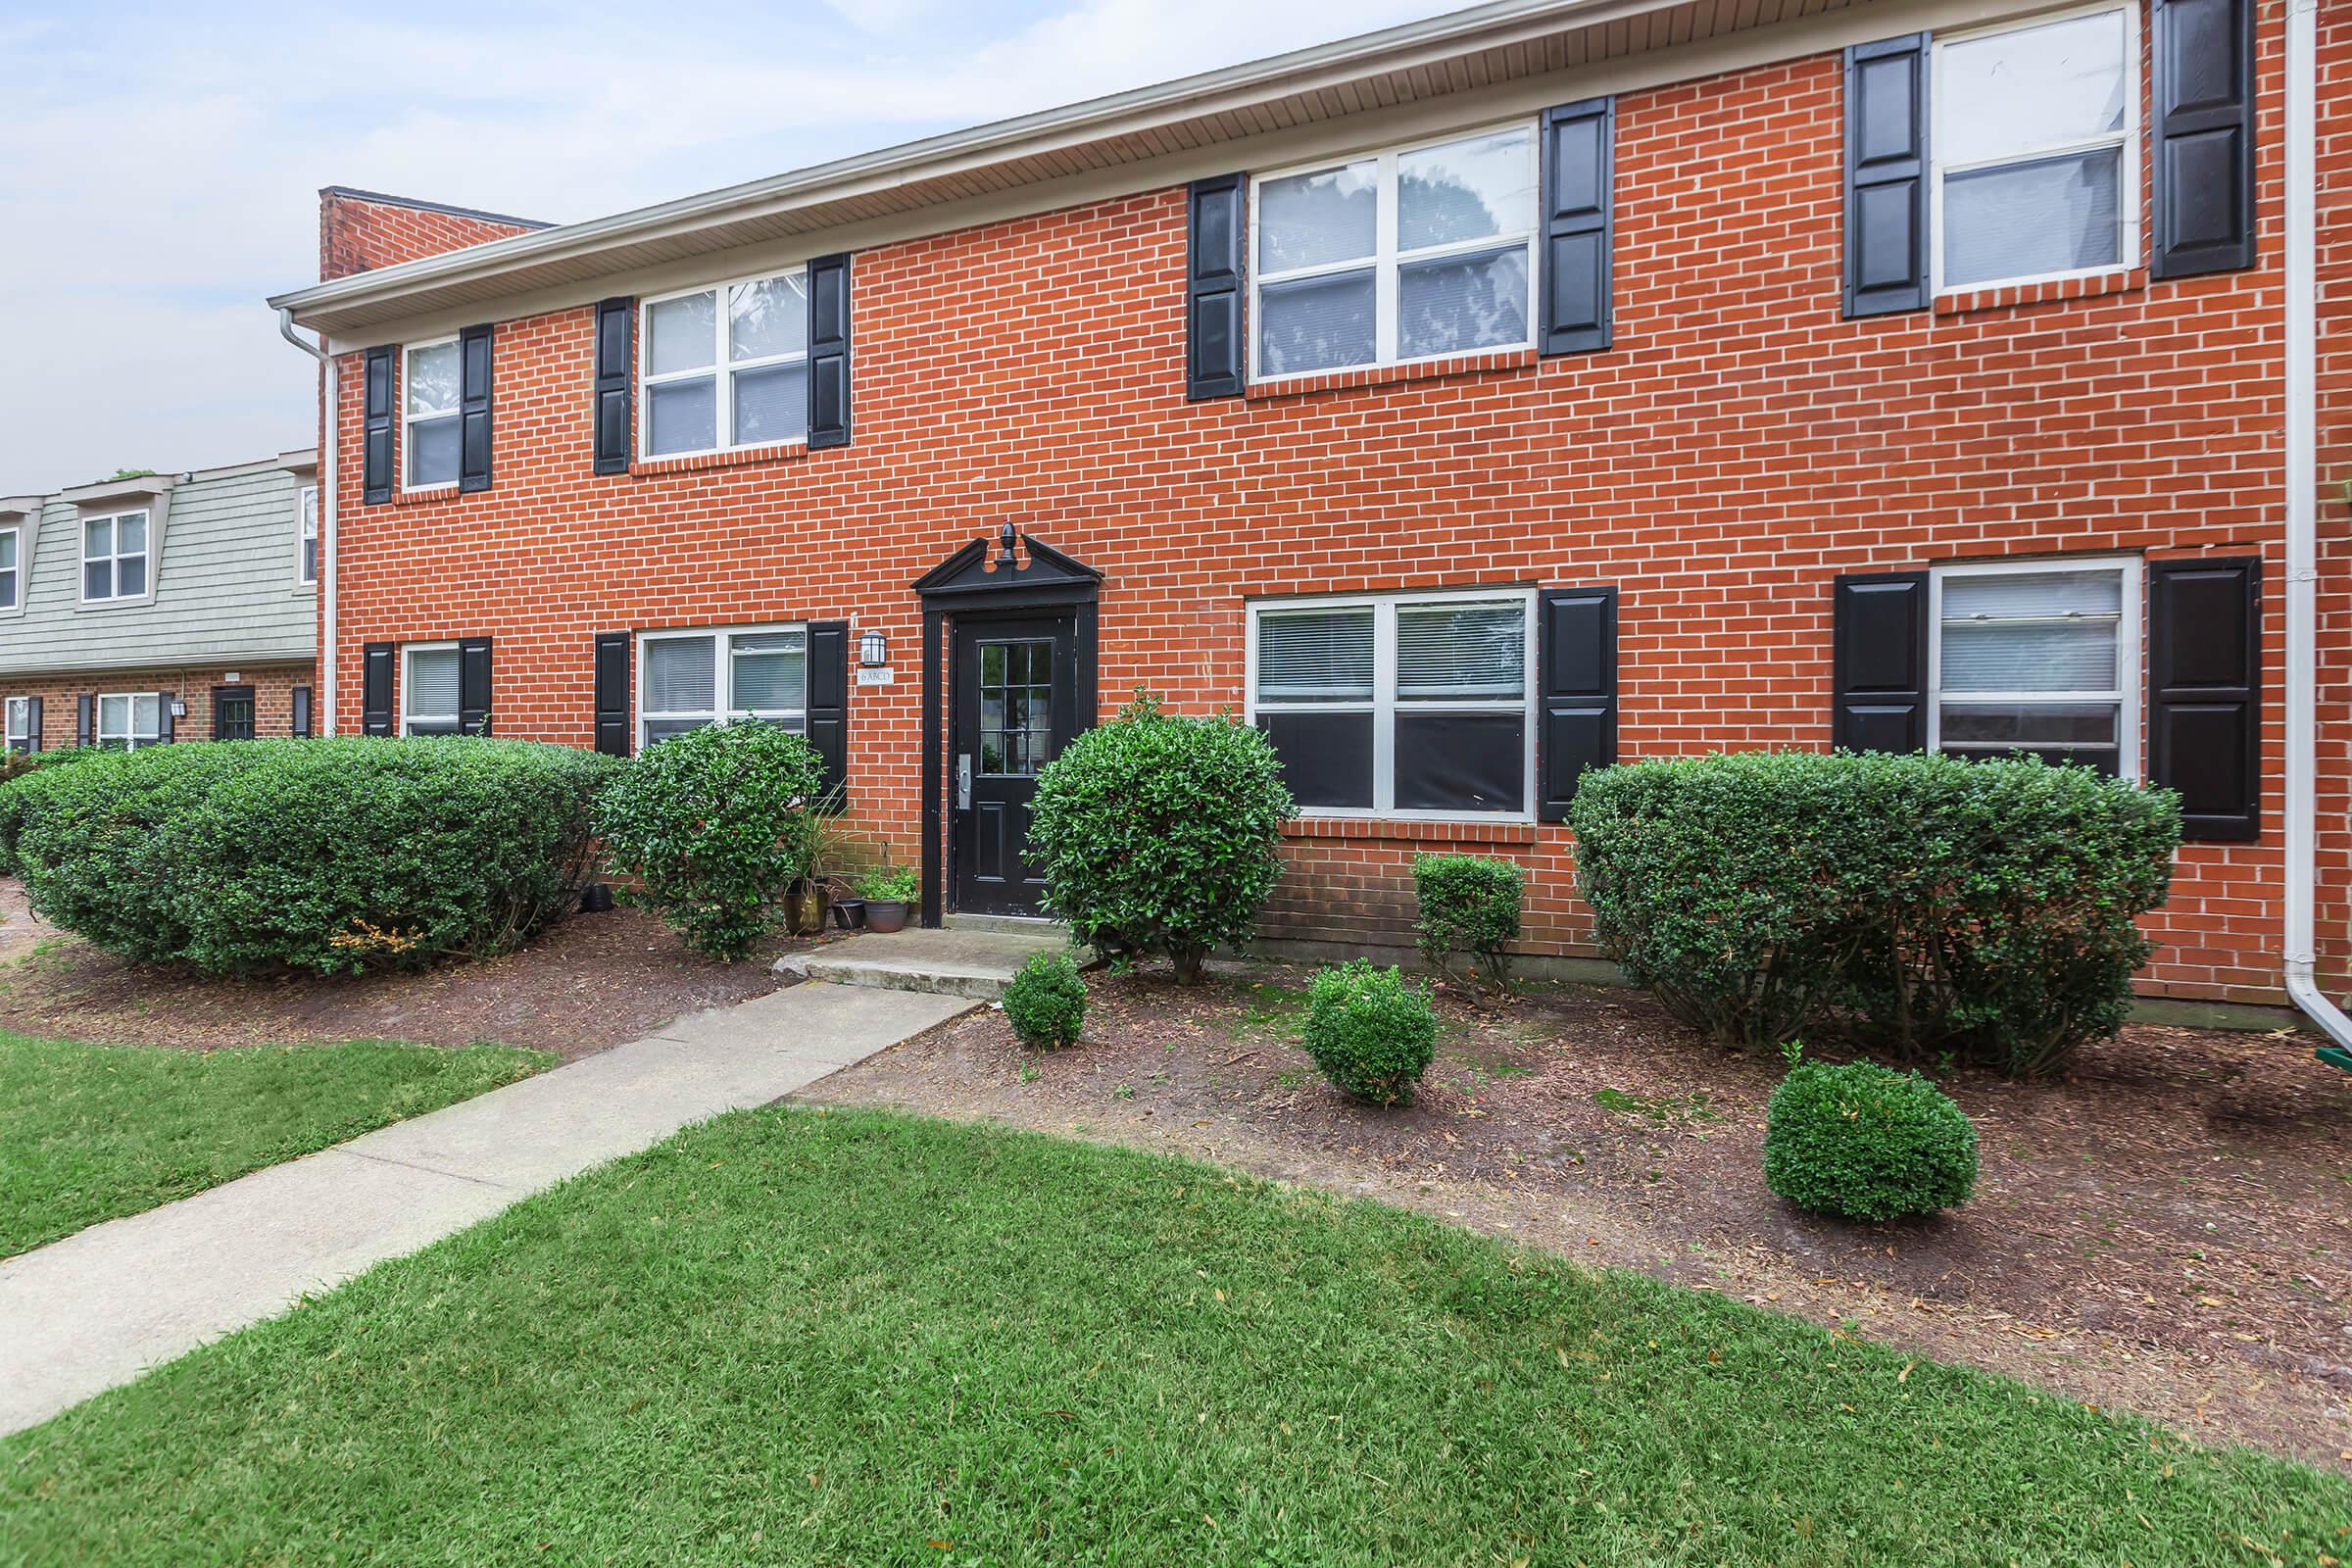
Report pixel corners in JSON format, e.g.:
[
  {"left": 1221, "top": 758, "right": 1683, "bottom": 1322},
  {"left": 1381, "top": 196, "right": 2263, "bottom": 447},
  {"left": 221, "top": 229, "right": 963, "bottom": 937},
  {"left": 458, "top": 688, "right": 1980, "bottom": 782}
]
[
  {"left": 1255, "top": 609, "right": 1375, "bottom": 701},
  {"left": 217, "top": 695, "right": 255, "bottom": 741},
  {"left": 978, "top": 639, "right": 1054, "bottom": 776}
]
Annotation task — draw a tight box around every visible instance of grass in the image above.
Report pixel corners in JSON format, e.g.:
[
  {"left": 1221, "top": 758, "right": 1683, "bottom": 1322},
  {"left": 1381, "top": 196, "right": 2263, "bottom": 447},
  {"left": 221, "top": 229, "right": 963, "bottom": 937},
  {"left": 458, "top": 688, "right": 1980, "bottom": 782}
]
[
  {"left": 0, "top": 1033, "right": 554, "bottom": 1256},
  {"left": 3, "top": 1110, "right": 2342, "bottom": 1566}
]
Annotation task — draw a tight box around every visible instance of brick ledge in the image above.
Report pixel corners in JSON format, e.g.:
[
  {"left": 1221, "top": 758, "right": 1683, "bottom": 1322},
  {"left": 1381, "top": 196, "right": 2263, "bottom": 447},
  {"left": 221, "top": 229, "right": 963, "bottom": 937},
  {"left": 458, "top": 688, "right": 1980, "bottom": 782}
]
[
  {"left": 1934, "top": 269, "right": 2147, "bottom": 318},
  {"left": 627, "top": 440, "right": 808, "bottom": 479},
  {"left": 1283, "top": 816, "right": 1541, "bottom": 847},
  {"left": 1244, "top": 347, "right": 1539, "bottom": 403}
]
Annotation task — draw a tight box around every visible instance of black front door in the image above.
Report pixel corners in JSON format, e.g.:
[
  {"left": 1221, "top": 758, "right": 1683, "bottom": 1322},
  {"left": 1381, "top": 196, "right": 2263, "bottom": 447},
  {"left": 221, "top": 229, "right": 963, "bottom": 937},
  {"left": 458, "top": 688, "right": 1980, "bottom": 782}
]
[
  {"left": 211, "top": 686, "right": 256, "bottom": 741},
  {"left": 951, "top": 614, "right": 1076, "bottom": 916}
]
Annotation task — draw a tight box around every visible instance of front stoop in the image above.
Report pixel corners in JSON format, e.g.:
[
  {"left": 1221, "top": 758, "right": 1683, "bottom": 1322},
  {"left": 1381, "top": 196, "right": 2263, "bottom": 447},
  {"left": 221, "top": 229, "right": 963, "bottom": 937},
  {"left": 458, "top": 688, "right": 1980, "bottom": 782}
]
[{"left": 776, "top": 925, "right": 1080, "bottom": 1001}]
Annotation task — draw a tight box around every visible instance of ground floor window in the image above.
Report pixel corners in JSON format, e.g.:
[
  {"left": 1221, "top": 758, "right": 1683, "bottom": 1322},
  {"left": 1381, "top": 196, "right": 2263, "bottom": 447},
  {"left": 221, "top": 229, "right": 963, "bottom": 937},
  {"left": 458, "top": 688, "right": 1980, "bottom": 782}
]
[
  {"left": 637, "top": 625, "right": 808, "bottom": 749},
  {"left": 1247, "top": 588, "right": 1534, "bottom": 818},
  {"left": 403, "top": 644, "right": 461, "bottom": 736},
  {"left": 1929, "top": 558, "right": 2139, "bottom": 778},
  {"left": 5, "top": 696, "right": 31, "bottom": 754},
  {"left": 96, "top": 693, "right": 162, "bottom": 750}
]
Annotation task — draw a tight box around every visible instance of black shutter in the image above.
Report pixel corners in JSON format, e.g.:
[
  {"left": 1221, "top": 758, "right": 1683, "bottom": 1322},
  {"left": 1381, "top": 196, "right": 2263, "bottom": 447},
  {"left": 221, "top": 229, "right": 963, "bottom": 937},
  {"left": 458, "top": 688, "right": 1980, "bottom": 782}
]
[
  {"left": 1843, "top": 33, "right": 1931, "bottom": 318},
  {"left": 74, "top": 695, "right": 91, "bottom": 749},
  {"left": 24, "top": 695, "right": 39, "bottom": 753},
  {"left": 807, "top": 255, "right": 852, "bottom": 450},
  {"left": 807, "top": 620, "right": 849, "bottom": 809},
  {"left": 363, "top": 346, "right": 395, "bottom": 504},
  {"left": 155, "top": 693, "right": 174, "bottom": 744},
  {"left": 1186, "top": 173, "right": 1247, "bottom": 399},
  {"left": 459, "top": 323, "right": 494, "bottom": 493},
  {"left": 362, "top": 642, "right": 395, "bottom": 737},
  {"left": 2152, "top": 0, "right": 2255, "bottom": 279},
  {"left": 593, "top": 632, "right": 631, "bottom": 757},
  {"left": 1539, "top": 97, "right": 1614, "bottom": 355},
  {"left": 1536, "top": 586, "right": 1618, "bottom": 822},
  {"left": 459, "top": 637, "right": 494, "bottom": 736},
  {"left": 2149, "top": 557, "right": 2260, "bottom": 841},
  {"left": 291, "top": 685, "right": 313, "bottom": 738},
  {"left": 592, "top": 298, "right": 634, "bottom": 475},
  {"left": 1832, "top": 572, "right": 1929, "bottom": 752}
]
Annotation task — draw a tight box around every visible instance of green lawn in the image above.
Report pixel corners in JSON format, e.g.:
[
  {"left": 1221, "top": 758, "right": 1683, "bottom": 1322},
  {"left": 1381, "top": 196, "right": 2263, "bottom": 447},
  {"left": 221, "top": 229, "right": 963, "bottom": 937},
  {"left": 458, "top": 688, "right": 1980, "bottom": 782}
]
[
  {"left": 0, "top": 1033, "right": 554, "bottom": 1256},
  {"left": 2, "top": 1112, "right": 2341, "bottom": 1567}
]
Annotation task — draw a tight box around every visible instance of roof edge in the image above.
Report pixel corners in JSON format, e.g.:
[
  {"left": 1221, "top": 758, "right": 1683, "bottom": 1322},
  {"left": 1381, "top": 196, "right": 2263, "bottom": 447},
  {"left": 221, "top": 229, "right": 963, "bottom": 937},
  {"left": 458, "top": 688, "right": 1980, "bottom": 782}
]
[{"left": 319, "top": 186, "right": 557, "bottom": 232}]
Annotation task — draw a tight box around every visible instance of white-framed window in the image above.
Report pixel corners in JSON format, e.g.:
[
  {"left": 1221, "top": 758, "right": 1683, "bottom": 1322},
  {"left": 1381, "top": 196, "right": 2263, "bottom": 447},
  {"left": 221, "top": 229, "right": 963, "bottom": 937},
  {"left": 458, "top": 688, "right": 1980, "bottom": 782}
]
[
  {"left": 637, "top": 624, "right": 808, "bottom": 749},
  {"left": 5, "top": 697, "right": 31, "bottom": 754},
  {"left": 81, "top": 509, "right": 149, "bottom": 603},
  {"left": 0, "top": 525, "right": 18, "bottom": 610},
  {"left": 1250, "top": 123, "right": 1538, "bottom": 384},
  {"left": 298, "top": 485, "right": 318, "bottom": 585},
  {"left": 402, "top": 642, "right": 462, "bottom": 735},
  {"left": 1932, "top": 4, "right": 2138, "bottom": 293},
  {"left": 403, "top": 337, "right": 462, "bottom": 491},
  {"left": 640, "top": 270, "right": 809, "bottom": 459},
  {"left": 96, "top": 693, "right": 162, "bottom": 751},
  {"left": 1247, "top": 588, "right": 1535, "bottom": 819},
  {"left": 1929, "top": 557, "right": 2141, "bottom": 779}
]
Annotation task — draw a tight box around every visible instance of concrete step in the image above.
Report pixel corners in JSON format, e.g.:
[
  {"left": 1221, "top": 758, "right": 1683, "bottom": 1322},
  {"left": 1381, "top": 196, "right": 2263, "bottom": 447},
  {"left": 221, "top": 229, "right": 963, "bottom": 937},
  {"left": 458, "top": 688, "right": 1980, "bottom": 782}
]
[{"left": 776, "top": 925, "right": 1078, "bottom": 1001}]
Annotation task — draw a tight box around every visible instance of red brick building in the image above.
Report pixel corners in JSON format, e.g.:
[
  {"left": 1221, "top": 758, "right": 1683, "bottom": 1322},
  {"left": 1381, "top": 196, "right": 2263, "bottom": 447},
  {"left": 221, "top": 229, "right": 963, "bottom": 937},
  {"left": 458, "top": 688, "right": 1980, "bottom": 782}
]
[{"left": 270, "top": 0, "right": 2351, "bottom": 1012}]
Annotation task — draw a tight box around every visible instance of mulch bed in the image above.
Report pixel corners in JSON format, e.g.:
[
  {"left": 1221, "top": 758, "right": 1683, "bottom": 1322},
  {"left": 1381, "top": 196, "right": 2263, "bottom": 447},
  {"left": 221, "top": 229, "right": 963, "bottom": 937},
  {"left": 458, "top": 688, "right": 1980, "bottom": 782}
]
[
  {"left": 805, "top": 961, "right": 2352, "bottom": 1473},
  {"left": 0, "top": 878, "right": 801, "bottom": 1060}
]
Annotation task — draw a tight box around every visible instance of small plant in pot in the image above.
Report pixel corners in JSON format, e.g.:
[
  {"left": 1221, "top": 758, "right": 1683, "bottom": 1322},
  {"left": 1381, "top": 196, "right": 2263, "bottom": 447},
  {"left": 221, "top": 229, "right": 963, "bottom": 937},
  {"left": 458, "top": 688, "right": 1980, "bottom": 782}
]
[{"left": 858, "top": 863, "right": 919, "bottom": 933}]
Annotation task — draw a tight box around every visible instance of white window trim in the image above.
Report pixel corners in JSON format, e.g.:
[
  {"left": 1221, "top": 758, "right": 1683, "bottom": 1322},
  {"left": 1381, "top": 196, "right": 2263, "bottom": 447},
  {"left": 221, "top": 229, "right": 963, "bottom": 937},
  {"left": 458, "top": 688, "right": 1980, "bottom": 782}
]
[
  {"left": 1927, "top": 555, "right": 2142, "bottom": 781},
  {"left": 0, "top": 522, "right": 19, "bottom": 612},
  {"left": 1245, "top": 586, "right": 1538, "bottom": 822},
  {"left": 635, "top": 623, "right": 810, "bottom": 751},
  {"left": 401, "top": 336, "right": 462, "bottom": 495},
  {"left": 5, "top": 695, "right": 30, "bottom": 753},
  {"left": 1930, "top": 2, "right": 2141, "bottom": 296},
  {"left": 78, "top": 507, "right": 152, "bottom": 608},
  {"left": 95, "top": 691, "right": 163, "bottom": 751},
  {"left": 637, "top": 269, "right": 812, "bottom": 463},
  {"left": 297, "top": 485, "right": 318, "bottom": 587},
  {"left": 401, "top": 640, "right": 462, "bottom": 735},
  {"left": 1247, "top": 120, "right": 1540, "bottom": 389}
]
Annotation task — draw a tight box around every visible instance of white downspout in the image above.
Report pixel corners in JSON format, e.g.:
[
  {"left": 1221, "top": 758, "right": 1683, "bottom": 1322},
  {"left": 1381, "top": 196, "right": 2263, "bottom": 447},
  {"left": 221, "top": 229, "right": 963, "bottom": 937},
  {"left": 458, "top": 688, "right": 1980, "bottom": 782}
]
[
  {"left": 276, "top": 310, "right": 338, "bottom": 735},
  {"left": 2279, "top": 0, "right": 2351, "bottom": 1046}
]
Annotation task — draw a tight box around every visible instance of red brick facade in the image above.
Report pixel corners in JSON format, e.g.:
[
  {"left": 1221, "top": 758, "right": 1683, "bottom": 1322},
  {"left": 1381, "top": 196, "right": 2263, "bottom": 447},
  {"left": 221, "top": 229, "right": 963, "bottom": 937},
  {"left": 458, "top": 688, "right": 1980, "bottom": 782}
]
[
  {"left": 315, "top": 1, "right": 2352, "bottom": 1004},
  {"left": 318, "top": 189, "right": 545, "bottom": 283},
  {"left": 0, "top": 663, "right": 314, "bottom": 749}
]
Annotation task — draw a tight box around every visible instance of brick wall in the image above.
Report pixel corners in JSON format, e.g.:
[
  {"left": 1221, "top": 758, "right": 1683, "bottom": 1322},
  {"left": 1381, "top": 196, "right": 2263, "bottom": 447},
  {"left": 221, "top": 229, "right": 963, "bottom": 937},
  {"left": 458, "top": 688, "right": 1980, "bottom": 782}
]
[
  {"left": 0, "top": 662, "right": 316, "bottom": 748},
  {"left": 318, "top": 190, "right": 542, "bottom": 282},
  {"left": 318, "top": 2, "right": 2352, "bottom": 1004}
]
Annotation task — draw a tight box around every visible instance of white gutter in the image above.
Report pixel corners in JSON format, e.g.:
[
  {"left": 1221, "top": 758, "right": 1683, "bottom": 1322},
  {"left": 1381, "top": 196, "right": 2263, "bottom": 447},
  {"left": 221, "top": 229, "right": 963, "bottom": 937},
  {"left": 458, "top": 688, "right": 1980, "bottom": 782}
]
[
  {"left": 276, "top": 310, "right": 338, "bottom": 736},
  {"left": 2279, "top": 0, "right": 2348, "bottom": 1046}
]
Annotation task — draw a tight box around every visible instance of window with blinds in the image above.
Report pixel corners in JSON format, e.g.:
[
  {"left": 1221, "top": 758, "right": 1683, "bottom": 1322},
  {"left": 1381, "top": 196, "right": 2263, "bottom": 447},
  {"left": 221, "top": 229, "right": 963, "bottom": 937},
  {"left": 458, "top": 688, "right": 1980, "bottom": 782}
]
[
  {"left": 403, "top": 646, "right": 462, "bottom": 735},
  {"left": 1250, "top": 591, "right": 1533, "bottom": 817},
  {"left": 1931, "top": 560, "right": 2137, "bottom": 777},
  {"left": 639, "top": 625, "right": 808, "bottom": 748}
]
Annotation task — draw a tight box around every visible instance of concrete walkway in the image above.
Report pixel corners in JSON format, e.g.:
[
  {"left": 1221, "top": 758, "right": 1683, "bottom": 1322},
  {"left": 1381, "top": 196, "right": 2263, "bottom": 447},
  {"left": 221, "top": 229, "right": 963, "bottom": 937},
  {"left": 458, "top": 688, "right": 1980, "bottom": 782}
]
[
  {"left": 0, "top": 982, "right": 973, "bottom": 1438},
  {"left": 776, "top": 921, "right": 1076, "bottom": 1000}
]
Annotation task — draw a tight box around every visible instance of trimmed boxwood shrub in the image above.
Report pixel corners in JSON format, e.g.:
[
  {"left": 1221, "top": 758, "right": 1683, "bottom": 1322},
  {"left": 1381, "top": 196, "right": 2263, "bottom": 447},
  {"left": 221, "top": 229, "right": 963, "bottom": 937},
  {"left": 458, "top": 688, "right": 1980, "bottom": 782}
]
[
  {"left": 1003, "top": 950, "right": 1088, "bottom": 1049},
  {"left": 1763, "top": 1056, "right": 1979, "bottom": 1221},
  {"left": 1027, "top": 693, "right": 1294, "bottom": 985},
  {"left": 10, "top": 738, "right": 612, "bottom": 974},
  {"left": 0, "top": 748, "right": 107, "bottom": 875},
  {"left": 1301, "top": 959, "right": 1438, "bottom": 1106},
  {"left": 593, "top": 720, "right": 827, "bottom": 961},
  {"left": 1412, "top": 853, "right": 1525, "bottom": 991},
  {"left": 1569, "top": 751, "right": 2180, "bottom": 1075}
]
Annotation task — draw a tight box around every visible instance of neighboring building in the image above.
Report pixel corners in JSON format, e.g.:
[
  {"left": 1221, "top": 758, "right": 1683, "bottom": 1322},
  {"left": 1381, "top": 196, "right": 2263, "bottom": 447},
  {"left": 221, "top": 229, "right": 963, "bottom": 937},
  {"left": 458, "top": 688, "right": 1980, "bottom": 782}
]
[
  {"left": 269, "top": 0, "right": 2349, "bottom": 1007},
  {"left": 0, "top": 455, "right": 319, "bottom": 751}
]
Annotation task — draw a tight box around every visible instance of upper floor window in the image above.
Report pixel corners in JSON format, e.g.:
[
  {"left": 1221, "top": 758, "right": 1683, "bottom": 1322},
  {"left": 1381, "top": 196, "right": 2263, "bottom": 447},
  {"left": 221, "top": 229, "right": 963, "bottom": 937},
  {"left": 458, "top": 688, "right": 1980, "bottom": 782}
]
[
  {"left": 81, "top": 509, "right": 148, "bottom": 603},
  {"left": 1933, "top": 6, "right": 2136, "bottom": 292},
  {"left": 404, "top": 338, "right": 462, "bottom": 490},
  {"left": 97, "top": 693, "right": 163, "bottom": 751},
  {"left": 1248, "top": 589, "right": 1534, "bottom": 819},
  {"left": 641, "top": 271, "right": 808, "bottom": 459},
  {"left": 638, "top": 625, "right": 807, "bottom": 748},
  {"left": 0, "top": 525, "right": 18, "bottom": 610},
  {"left": 1250, "top": 125, "right": 1537, "bottom": 383},
  {"left": 298, "top": 485, "right": 318, "bottom": 584},
  {"left": 1929, "top": 558, "right": 2140, "bottom": 778},
  {"left": 403, "top": 643, "right": 461, "bottom": 735}
]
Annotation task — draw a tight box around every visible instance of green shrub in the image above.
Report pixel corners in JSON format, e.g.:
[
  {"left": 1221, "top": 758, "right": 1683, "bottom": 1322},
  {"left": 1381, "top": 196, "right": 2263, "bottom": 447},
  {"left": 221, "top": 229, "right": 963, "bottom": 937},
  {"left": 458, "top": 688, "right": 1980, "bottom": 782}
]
[
  {"left": 1028, "top": 692, "right": 1294, "bottom": 984},
  {"left": 0, "top": 749, "right": 107, "bottom": 875},
  {"left": 1301, "top": 959, "right": 1438, "bottom": 1106},
  {"left": 1003, "top": 951, "right": 1088, "bottom": 1049},
  {"left": 1412, "top": 854, "right": 1525, "bottom": 991},
  {"left": 1763, "top": 1056, "right": 1979, "bottom": 1221},
  {"left": 11, "top": 738, "right": 612, "bottom": 974},
  {"left": 1569, "top": 751, "right": 2179, "bottom": 1075},
  {"left": 592, "top": 721, "right": 827, "bottom": 961},
  {"left": 857, "top": 864, "right": 918, "bottom": 904}
]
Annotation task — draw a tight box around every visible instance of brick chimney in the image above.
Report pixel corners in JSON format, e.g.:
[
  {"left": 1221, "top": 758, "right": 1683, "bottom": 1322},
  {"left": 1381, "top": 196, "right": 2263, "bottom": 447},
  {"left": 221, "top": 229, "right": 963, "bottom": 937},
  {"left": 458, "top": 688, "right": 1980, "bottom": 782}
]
[{"left": 318, "top": 187, "right": 553, "bottom": 282}]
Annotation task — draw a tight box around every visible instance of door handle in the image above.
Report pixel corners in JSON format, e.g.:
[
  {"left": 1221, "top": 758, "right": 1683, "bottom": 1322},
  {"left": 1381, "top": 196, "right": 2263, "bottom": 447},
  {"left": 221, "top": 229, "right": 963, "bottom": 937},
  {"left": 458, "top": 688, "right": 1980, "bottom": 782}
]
[{"left": 956, "top": 754, "right": 972, "bottom": 811}]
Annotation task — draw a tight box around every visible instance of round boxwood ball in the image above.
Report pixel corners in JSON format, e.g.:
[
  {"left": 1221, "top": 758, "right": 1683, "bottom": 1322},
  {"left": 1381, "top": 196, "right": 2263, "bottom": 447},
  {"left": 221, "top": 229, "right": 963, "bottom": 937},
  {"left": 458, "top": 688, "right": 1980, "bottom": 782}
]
[
  {"left": 1004, "top": 950, "right": 1088, "bottom": 1049},
  {"left": 1301, "top": 959, "right": 1438, "bottom": 1106},
  {"left": 1763, "top": 1058, "right": 1979, "bottom": 1221}
]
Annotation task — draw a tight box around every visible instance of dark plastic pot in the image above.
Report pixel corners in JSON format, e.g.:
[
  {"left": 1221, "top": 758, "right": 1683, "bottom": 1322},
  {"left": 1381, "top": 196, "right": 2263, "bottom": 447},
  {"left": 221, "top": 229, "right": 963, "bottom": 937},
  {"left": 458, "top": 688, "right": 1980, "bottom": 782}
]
[
  {"left": 578, "top": 883, "right": 615, "bottom": 913},
  {"left": 863, "top": 899, "right": 908, "bottom": 934},
  {"left": 832, "top": 898, "right": 866, "bottom": 931}
]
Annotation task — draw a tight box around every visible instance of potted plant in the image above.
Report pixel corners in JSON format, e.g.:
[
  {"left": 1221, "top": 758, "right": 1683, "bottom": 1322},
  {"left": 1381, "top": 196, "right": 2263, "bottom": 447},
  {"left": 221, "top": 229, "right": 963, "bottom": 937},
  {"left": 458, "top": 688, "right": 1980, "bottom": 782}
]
[
  {"left": 858, "top": 862, "right": 919, "bottom": 933},
  {"left": 785, "top": 812, "right": 846, "bottom": 937}
]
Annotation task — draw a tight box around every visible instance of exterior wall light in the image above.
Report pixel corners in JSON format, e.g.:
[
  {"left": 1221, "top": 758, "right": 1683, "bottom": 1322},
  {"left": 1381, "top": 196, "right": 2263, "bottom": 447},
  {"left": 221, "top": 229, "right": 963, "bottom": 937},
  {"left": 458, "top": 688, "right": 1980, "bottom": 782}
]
[{"left": 858, "top": 629, "right": 889, "bottom": 668}]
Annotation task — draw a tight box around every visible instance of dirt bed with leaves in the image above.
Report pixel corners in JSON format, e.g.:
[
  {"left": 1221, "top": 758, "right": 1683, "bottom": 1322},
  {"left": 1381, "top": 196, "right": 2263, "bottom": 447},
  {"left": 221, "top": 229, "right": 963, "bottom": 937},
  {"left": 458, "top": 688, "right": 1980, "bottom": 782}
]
[{"left": 805, "top": 961, "right": 2352, "bottom": 1473}]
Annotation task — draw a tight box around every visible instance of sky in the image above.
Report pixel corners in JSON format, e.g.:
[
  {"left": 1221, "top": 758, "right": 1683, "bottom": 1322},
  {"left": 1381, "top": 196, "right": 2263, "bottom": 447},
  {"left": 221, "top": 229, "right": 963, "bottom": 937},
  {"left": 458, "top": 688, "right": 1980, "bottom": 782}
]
[{"left": 0, "top": 0, "right": 1465, "bottom": 495}]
